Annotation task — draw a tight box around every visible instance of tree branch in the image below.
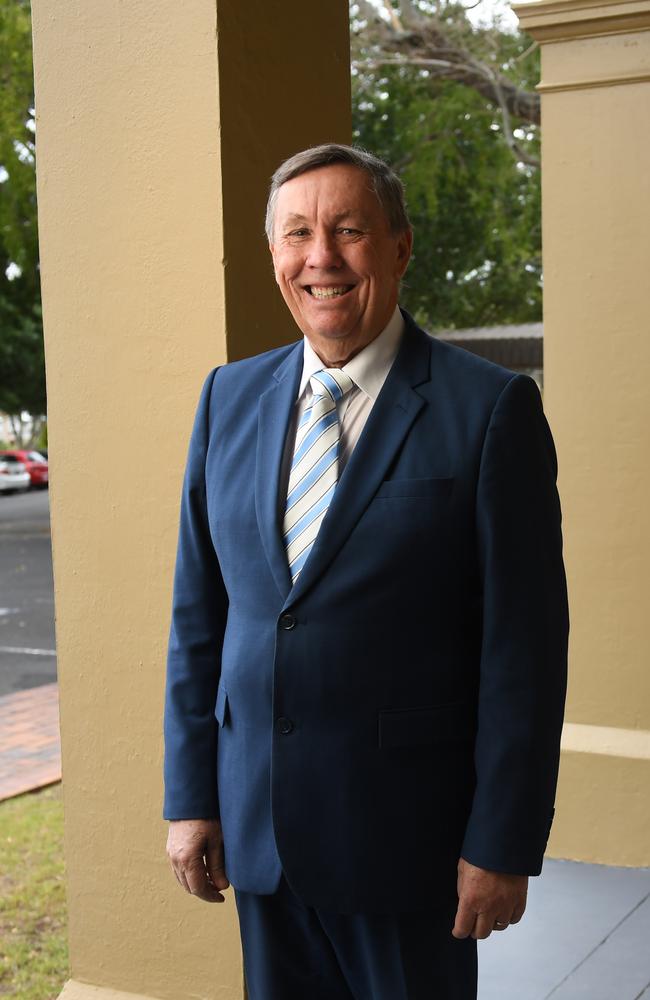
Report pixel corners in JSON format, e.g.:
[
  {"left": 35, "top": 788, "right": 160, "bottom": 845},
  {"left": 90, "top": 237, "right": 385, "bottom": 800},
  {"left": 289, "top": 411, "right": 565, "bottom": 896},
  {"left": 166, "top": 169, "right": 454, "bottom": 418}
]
[
  {"left": 351, "top": 1, "right": 541, "bottom": 140},
  {"left": 381, "top": 0, "right": 403, "bottom": 32}
]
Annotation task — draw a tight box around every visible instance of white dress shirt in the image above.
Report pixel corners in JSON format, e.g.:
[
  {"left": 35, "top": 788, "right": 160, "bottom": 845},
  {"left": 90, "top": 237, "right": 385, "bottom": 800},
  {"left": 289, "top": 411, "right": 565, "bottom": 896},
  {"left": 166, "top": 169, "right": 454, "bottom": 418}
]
[{"left": 280, "top": 305, "right": 405, "bottom": 508}]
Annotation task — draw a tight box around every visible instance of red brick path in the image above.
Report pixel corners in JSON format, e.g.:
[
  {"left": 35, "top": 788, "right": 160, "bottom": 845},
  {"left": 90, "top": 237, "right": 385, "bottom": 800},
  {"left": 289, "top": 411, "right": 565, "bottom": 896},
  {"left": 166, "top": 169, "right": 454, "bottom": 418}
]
[{"left": 0, "top": 683, "right": 61, "bottom": 801}]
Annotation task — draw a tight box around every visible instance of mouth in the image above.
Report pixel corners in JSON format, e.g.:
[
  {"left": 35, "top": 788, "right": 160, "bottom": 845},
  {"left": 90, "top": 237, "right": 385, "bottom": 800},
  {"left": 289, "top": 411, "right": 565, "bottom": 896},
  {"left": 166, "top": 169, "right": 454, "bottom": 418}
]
[{"left": 305, "top": 285, "right": 354, "bottom": 300}]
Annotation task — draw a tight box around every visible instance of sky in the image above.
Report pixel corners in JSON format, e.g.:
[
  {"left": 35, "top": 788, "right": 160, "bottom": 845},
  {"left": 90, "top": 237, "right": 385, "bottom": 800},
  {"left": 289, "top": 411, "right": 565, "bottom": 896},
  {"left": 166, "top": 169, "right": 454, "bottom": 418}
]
[{"left": 364, "top": 0, "right": 531, "bottom": 33}]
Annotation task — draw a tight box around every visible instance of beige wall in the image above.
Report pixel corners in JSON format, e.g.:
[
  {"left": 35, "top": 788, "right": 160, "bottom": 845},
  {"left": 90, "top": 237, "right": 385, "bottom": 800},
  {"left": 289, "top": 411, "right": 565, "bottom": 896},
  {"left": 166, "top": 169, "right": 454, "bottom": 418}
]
[
  {"left": 515, "top": 0, "right": 650, "bottom": 866},
  {"left": 31, "top": 1, "right": 350, "bottom": 998}
]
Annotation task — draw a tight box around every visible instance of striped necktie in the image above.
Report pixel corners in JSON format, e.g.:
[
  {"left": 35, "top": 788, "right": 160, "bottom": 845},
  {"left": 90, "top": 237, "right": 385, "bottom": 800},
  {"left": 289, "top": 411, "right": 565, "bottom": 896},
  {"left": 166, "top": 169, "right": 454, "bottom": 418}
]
[{"left": 283, "top": 368, "right": 354, "bottom": 583}]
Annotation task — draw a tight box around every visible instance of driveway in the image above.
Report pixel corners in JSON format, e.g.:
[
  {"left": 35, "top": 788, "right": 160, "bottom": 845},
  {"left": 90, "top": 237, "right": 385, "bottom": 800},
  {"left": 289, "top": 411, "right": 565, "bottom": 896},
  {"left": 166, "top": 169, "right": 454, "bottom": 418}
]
[{"left": 0, "top": 489, "right": 56, "bottom": 696}]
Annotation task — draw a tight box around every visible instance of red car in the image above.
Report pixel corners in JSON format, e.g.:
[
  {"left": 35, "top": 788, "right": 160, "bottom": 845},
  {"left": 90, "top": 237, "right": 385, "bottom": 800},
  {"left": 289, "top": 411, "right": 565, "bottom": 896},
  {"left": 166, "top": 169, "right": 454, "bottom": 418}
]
[{"left": 0, "top": 450, "right": 49, "bottom": 488}]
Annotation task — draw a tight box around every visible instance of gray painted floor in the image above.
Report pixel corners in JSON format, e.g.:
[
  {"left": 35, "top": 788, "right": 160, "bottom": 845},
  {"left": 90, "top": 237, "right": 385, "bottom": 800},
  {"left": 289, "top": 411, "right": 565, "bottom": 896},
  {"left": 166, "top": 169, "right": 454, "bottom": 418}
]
[{"left": 479, "top": 859, "right": 650, "bottom": 999}]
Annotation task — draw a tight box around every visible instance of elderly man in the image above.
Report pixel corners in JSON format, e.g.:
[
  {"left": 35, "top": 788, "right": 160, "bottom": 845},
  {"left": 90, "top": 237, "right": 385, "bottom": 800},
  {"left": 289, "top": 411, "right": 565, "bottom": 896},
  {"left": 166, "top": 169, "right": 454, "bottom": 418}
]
[{"left": 164, "top": 143, "right": 568, "bottom": 999}]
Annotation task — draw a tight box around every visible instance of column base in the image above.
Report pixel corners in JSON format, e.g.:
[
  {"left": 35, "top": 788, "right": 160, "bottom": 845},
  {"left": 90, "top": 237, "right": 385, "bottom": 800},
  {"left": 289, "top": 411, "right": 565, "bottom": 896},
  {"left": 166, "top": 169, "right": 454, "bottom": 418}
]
[
  {"left": 58, "top": 984, "right": 165, "bottom": 1000},
  {"left": 548, "top": 739, "right": 650, "bottom": 867}
]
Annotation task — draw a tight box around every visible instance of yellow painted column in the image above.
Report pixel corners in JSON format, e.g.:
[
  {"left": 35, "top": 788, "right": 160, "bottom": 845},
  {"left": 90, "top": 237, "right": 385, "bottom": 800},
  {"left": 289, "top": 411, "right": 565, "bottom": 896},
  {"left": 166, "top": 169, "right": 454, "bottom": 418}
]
[
  {"left": 514, "top": 0, "right": 650, "bottom": 866},
  {"left": 30, "top": 2, "right": 350, "bottom": 998}
]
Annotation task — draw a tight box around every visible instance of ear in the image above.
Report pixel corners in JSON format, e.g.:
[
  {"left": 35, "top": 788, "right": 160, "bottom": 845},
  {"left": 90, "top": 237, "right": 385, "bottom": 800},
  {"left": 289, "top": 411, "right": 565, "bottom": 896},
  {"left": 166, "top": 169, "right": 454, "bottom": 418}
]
[
  {"left": 396, "top": 228, "right": 413, "bottom": 279},
  {"left": 269, "top": 242, "right": 280, "bottom": 283}
]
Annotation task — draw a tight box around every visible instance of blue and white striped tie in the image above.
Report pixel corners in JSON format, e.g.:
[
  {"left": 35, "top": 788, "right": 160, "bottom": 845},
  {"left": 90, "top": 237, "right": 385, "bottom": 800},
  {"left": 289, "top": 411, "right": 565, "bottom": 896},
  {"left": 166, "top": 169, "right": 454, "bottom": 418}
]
[{"left": 283, "top": 368, "right": 354, "bottom": 583}]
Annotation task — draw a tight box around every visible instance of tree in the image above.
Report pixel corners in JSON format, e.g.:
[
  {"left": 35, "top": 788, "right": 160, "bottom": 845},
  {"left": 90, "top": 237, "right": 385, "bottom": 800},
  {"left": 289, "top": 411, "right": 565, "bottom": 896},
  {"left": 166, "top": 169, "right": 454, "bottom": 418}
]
[
  {"left": 351, "top": 0, "right": 542, "bottom": 330},
  {"left": 0, "top": 0, "right": 44, "bottom": 439}
]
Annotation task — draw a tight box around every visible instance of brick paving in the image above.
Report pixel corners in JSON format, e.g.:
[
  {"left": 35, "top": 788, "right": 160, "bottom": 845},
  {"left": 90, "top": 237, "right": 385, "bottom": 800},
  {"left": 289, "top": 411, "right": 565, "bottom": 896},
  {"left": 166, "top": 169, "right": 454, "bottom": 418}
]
[{"left": 0, "top": 682, "right": 61, "bottom": 801}]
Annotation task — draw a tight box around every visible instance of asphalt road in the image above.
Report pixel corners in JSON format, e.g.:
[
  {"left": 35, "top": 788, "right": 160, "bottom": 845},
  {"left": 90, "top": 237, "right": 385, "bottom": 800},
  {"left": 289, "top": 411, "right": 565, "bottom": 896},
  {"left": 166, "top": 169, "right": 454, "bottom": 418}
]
[{"left": 0, "top": 488, "right": 56, "bottom": 696}]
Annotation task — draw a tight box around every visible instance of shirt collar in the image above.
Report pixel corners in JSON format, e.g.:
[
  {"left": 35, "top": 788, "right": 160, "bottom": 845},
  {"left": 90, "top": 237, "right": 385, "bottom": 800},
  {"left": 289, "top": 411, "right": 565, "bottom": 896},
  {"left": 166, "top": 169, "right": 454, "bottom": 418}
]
[{"left": 298, "top": 305, "right": 405, "bottom": 401}]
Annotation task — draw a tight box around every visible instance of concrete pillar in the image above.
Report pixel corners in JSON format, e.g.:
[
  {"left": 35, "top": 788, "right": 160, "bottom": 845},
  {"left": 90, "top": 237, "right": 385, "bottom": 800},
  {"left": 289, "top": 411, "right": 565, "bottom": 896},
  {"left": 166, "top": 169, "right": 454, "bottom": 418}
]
[
  {"left": 30, "top": 2, "right": 350, "bottom": 997},
  {"left": 514, "top": 0, "right": 650, "bottom": 866}
]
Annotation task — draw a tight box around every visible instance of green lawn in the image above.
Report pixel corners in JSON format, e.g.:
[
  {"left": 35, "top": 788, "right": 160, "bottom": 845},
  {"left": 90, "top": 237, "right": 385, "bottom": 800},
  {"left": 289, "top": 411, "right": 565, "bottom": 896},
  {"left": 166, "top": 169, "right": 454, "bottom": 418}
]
[{"left": 0, "top": 784, "right": 68, "bottom": 999}]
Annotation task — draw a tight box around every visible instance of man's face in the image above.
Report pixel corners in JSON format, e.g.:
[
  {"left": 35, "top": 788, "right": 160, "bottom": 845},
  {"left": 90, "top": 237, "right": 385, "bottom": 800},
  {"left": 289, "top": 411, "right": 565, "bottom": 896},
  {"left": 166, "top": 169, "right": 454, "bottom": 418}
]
[{"left": 269, "top": 164, "right": 412, "bottom": 355}]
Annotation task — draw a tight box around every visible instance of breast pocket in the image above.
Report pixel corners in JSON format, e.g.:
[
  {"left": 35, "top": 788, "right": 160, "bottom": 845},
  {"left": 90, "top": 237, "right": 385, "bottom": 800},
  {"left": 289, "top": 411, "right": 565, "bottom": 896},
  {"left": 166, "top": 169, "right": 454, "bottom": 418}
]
[{"left": 373, "top": 477, "right": 454, "bottom": 500}]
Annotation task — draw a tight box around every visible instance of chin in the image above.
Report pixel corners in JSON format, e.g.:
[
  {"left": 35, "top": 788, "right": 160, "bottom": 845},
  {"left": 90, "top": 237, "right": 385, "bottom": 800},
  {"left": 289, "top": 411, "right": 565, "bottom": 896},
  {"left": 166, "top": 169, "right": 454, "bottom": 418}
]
[{"left": 304, "top": 309, "right": 357, "bottom": 336}]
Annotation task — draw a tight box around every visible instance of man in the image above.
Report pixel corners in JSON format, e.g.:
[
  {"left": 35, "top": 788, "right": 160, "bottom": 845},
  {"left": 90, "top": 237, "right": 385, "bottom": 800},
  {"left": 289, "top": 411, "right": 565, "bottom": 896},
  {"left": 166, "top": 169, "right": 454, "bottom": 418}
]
[{"left": 164, "top": 144, "right": 568, "bottom": 999}]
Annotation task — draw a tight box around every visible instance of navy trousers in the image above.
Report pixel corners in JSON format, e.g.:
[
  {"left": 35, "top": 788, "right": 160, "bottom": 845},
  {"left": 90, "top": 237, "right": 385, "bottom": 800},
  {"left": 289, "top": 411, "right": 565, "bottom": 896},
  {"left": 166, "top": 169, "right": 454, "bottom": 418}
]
[{"left": 235, "top": 876, "right": 477, "bottom": 1000}]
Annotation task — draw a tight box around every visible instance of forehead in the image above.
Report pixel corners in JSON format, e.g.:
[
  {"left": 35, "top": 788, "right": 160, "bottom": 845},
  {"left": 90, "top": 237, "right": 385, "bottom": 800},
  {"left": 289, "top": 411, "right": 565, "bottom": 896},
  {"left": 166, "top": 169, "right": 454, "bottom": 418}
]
[{"left": 274, "top": 164, "right": 384, "bottom": 222}]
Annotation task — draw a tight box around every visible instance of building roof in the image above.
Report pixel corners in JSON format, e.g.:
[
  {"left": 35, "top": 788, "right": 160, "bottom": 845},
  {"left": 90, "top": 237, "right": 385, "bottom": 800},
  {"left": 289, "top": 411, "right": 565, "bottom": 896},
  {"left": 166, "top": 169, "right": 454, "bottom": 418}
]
[
  {"left": 433, "top": 322, "right": 543, "bottom": 369},
  {"left": 436, "top": 322, "right": 542, "bottom": 341}
]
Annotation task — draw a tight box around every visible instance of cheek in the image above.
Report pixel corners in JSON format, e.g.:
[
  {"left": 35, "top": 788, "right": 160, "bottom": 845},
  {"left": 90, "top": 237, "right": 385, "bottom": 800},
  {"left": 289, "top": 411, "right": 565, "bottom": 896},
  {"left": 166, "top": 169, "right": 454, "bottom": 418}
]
[
  {"left": 353, "top": 250, "right": 386, "bottom": 286},
  {"left": 277, "top": 273, "right": 305, "bottom": 306},
  {"left": 276, "top": 262, "right": 302, "bottom": 290}
]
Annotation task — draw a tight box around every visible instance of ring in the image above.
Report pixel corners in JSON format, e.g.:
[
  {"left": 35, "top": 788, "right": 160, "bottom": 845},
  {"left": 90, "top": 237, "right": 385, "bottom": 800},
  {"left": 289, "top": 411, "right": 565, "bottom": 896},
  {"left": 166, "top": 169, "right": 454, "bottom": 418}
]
[{"left": 494, "top": 921, "right": 508, "bottom": 928}]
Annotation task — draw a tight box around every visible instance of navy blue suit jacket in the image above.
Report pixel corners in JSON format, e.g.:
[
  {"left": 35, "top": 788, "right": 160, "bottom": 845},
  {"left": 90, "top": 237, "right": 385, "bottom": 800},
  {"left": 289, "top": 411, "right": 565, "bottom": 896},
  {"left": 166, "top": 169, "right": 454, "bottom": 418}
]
[{"left": 163, "top": 311, "right": 568, "bottom": 914}]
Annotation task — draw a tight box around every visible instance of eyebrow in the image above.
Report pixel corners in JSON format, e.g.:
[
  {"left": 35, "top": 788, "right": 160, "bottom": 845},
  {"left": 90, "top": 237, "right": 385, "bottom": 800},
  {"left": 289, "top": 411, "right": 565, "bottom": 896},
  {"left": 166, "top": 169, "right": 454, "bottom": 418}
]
[
  {"left": 282, "top": 214, "right": 309, "bottom": 227},
  {"left": 280, "top": 211, "right": 369, "bottom": 229}
]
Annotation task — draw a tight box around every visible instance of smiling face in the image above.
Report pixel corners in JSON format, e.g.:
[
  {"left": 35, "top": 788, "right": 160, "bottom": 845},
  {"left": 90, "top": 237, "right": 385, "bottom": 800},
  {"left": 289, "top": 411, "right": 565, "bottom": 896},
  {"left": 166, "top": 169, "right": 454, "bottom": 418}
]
[{"left": 269, "top": 164, "right": 412, "bottom": 366}]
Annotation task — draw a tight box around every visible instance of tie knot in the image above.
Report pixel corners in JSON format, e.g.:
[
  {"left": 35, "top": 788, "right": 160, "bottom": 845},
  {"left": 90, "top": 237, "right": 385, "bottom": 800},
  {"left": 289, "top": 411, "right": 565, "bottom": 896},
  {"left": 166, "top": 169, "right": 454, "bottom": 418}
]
[{"left": 310, "top": 369, "right": 354, "bottom": 404}]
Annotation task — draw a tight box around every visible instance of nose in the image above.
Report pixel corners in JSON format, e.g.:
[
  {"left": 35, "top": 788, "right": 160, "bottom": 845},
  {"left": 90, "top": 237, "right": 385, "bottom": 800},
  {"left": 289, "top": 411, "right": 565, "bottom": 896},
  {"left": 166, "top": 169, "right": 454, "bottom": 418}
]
[{"left": 305, "top": 229, "right": 343, "bottom": 270}]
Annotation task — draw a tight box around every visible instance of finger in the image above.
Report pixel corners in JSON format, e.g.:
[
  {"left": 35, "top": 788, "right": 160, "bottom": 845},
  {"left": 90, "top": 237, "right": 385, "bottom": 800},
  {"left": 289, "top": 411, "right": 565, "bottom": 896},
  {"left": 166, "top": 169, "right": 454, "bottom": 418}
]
[
  {"left": 185, "top": 857, "right": 225, "bottom": 903},
  {"left": 166, "top": 833, "right": 192, "bottom": 894},
  {"left": 510, "top": 901, "right": 527, "bottom": 924},
  {"left": 493, "top": 904, "right": 516, "bottom": 932},
  {"left": 205, "top": 841, "right": 230, "bottom": 891},
  {"left": 473, "top": 912, "right": 497, "bottom": 940},
  {"left": 452, "top": 900, "right": 477, "bottom": 939},
  {"left": 170, "top": 860, "right": 191, "bottom": 894},
  {"left": 172, "top": 866, "right": 188, "bottom": 892}
]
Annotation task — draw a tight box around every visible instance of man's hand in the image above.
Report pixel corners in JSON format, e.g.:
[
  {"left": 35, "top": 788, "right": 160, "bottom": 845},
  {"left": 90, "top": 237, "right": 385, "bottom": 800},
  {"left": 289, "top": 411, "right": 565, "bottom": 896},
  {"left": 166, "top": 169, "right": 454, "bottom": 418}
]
[
  {"left": 452, "top": 857, "right": 528, "bottom": 940},
  {"left": 166, "top": 818, "right": 230, "bottom": 903}
]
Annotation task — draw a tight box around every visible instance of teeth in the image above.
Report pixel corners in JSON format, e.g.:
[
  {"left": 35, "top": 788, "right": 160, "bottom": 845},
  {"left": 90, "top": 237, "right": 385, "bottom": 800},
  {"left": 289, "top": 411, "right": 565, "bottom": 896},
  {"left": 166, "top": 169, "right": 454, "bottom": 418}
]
[{"left": 310, "top": 286, "right": 350, "bottom": 299}]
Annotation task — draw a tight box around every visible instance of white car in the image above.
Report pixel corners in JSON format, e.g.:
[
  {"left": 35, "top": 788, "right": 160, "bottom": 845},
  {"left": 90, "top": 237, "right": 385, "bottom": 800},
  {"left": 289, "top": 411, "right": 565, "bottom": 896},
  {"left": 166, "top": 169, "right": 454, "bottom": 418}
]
[{"left": 0, "top": 457, "right": 31, "bottom": 493}]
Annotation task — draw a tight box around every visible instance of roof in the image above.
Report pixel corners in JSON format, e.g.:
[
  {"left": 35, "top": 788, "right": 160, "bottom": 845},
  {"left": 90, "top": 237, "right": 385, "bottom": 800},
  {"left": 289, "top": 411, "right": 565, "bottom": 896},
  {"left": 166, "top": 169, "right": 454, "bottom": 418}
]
[
  {"left": 436, "top": 322, "right": 543, "bottom": 341},
  {"left": 433, "top": 322, "right": 543, "bottom": 369}
]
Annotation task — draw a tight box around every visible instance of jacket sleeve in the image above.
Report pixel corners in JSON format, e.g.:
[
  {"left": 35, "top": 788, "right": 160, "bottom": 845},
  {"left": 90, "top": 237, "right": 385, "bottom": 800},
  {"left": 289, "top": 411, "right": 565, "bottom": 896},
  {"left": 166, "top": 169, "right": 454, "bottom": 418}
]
[
  {"left": 461, "top": 373, "right": 569, "bottom": 875},
  {"left": 163, "top": 367, "right": 228, "bottom": 820}
]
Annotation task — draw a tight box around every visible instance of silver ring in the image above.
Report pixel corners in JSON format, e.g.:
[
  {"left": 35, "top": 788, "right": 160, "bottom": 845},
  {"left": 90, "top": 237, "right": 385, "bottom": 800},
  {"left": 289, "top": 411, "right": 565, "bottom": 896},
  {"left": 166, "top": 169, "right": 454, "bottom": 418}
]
[{"left": 495, "top": 921, "right": 508, "bottom": 928}]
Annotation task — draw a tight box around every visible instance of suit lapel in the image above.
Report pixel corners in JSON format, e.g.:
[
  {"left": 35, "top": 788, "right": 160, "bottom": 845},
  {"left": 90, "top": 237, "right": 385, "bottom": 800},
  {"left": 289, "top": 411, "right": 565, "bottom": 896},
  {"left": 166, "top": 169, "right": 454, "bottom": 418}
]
[
  {"left": 255, "top": 342, "right": 303, "bottom": 600},
  {"left": 286, "top": 318, "right": 432, "bottom": 608}
]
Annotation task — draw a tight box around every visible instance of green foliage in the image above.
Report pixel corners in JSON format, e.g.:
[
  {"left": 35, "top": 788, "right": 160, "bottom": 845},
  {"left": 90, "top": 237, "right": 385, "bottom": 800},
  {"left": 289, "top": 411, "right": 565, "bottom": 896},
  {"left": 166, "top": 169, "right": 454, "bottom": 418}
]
[
  {"left": 0, "top": 785, "right": 68, "bottom": 998},
  {"left": 352, "top": 3, "right": 542, "bottom": 329},
  {"left": 0, "top": 296, "right": 44, "bottom": 416},
  {"left": 0, "top": 0, "right": 44, "bottom": 417}
]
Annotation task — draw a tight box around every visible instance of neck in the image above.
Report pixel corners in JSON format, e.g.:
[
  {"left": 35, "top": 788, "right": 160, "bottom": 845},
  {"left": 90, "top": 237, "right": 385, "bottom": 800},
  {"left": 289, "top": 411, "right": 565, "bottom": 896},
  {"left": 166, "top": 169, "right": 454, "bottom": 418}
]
[
  {"left": 311, "top": 340, "right": 370, "bottom": 368},
  {"left": 306, "top": 323, "right": 388, "bottom": 369}
]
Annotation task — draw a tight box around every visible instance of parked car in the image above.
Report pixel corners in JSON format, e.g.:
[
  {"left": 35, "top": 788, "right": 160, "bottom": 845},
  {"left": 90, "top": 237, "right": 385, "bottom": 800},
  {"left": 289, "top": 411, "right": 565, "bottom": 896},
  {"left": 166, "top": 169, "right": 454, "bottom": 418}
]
[
  {"left": 0, "top": 457, "right": 31, "bottom": 493},
  {"left": 0, "top": 450, "right": 49, "bottom": 488}
]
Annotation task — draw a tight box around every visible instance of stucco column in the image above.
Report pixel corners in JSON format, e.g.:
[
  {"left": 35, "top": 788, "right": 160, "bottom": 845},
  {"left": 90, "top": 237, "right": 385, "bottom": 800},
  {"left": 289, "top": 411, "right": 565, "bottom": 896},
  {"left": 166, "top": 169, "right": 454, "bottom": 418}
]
[
  {"left": 30, "top": 2, "right": 350, "bottom": 998},
  {"left": 514, "top": 0, "right": 650, "bottom": 866}
]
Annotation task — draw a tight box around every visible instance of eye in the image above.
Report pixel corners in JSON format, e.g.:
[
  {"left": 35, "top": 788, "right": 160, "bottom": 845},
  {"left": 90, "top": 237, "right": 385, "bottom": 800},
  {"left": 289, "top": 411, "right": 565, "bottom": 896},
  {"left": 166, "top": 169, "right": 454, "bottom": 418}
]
[
  {"left": 287, "top": 228, "right": 309, "bottom": 238},
  {"left": 338, "top": 227, "right": 361, "bottom": 236}
]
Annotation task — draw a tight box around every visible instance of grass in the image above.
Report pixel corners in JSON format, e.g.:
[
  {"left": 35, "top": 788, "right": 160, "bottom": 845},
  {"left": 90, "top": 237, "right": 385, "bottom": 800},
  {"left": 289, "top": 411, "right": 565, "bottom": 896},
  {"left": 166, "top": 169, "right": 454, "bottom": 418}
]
[{"left": 0, "top": 784, "right": 68, "bottom": 999}]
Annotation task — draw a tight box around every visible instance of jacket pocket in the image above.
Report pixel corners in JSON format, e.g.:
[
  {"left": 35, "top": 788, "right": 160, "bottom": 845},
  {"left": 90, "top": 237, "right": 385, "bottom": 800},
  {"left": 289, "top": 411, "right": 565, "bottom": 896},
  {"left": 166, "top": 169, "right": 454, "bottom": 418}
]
[
  {"left": 215, "top": 683, "right": 229, "bottom": 727},
  {"left": 373, "top": 477, "right": 454, "bottom": 500},
  {"left": 378, "top": 701, "right": 475, "bottom": 749}
]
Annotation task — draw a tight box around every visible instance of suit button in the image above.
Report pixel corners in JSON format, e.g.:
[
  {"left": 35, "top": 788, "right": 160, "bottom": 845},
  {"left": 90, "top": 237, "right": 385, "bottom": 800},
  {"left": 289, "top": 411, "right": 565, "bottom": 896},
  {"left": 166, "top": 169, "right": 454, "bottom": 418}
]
[
  {"left": 276, "top": 717, "right": 294, "bottom": 735},
  {"left": 279, "top": 613, "right": 296, "bottom": 630}
]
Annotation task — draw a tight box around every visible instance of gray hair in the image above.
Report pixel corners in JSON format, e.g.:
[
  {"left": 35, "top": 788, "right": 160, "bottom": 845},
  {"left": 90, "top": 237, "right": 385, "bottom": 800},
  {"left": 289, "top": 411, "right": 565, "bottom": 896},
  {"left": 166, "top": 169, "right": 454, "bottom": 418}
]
[{"left": 265, "top": 143, "right": 411, "bottom": 242}]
